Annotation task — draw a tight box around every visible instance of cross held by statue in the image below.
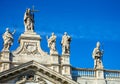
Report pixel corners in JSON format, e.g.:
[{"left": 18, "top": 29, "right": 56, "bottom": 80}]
[{"left": 31, "top": 5, "right": 40, "bottom": 13}]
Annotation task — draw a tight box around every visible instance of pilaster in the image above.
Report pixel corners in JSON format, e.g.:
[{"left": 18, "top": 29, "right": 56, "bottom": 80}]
[
  {"left": 0, "top": 50, "right": 11, "bottom": 72},
  {"left": 95, "top": 69, "right": 106, "bottom": 84},
  {"left": 50, "top": 53, "right": 60, "bottom": 73},
  {"left": 61, "top": 54, "right": 71, "bottom": 78}
]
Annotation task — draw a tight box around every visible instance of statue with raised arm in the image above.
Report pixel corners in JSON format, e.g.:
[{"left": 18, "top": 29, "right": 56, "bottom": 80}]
[
  {"left": 24, "top": 8, "right": 34, "bottom": 32},
  {"left": 61, "top": 32, "right": 71, "bottom": 55},
  {"left": 92, "top": 41, "right": 104, "bottom": 69},
  {"left": 2, "top": 28, "right": 15, "bottom": 51},
  {"left": 46, "top": 32, "right": 58, "bottom": 55}
]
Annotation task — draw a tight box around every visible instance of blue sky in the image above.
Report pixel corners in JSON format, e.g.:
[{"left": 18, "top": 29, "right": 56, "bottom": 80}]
[{"left": 0, "top": 0, "right": 120, "bottom": 70}]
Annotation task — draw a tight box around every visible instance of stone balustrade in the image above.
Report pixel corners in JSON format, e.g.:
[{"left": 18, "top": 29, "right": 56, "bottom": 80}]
[
  {"left": 72, "top": 67, "right": 120, "bottom": 80},
  {"left": 105, "top": 69, "right": 120, "bottom": 80},
  {"left": 72, "top": 67, "right": 95, "bottom": 80}
]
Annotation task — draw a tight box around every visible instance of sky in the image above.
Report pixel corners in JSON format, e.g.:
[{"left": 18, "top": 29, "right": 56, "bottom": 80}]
[{"left": 0, "top": 0, "right": 120, "bottom": 70}]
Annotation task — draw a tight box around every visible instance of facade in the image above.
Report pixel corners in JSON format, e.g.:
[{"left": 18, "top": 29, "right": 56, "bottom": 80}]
[{"left": 0, "top": 8, "right": 120, "bottom": 84}]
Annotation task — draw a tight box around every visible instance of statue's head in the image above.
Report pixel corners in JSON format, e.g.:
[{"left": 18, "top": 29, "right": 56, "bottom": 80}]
[
  {"left": 6, "top": 28, "right": 9, "bottom": 32},
  {"left": 96, "top": 41, "right": 100, "bottom": 48},
  {"left": 26, "top": 8, "right": 31, "bottom": 13},
  {"left": 64, "top": 32, "right": 67, "bottom": 35},
  {"left": 52, "top": 32, "right": 55, "bottom": 36}
]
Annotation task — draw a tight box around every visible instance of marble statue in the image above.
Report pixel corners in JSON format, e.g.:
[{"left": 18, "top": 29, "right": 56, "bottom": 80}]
[
  {"left": 92, "top": 41, "right": 104, "bottom": 69},
  {"left": 16, "top": 76, "right": 26, "bottom": 84},
  {"left": 47, "top": 32, "right": 58, "bottom": 54},
  {"left": 16, "top": 75, "right": 47, "bottom": 84},
  {"left": 24, "top": 8, "right": 34, "bottom": 32},
  {"left": 61, "top": 32, "right": 71, "bottom": 55},
  {"left": 2, "top": 28, "right": 15, "bottom": 51}
]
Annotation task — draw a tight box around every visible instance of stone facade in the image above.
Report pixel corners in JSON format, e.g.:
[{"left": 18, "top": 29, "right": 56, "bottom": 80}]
[{"left": 0, "top": 8, "right": 120, "bottom": 84}]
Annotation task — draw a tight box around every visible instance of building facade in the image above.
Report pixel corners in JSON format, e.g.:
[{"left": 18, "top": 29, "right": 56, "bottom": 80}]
[{"left": 0, "top": 8, "right": 120, "bottom": 84}]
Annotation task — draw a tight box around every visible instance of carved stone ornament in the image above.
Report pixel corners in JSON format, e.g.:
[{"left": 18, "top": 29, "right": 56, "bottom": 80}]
[
  {"left": 21, "top": 42, "right": 39, "bottom": 55},
  {"left": 16, "top": 75, "right": 47, "bottom": 84}
]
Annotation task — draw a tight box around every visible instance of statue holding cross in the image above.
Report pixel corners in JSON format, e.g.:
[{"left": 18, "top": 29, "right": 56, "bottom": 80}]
[{"left": 24, "top": 7, "right": 39, "bottom": 32}]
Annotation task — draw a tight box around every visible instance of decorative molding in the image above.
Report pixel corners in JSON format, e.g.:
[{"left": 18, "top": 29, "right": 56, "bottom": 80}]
[{"left": 0, "top": 61, "right": 78, "bottom": 84}]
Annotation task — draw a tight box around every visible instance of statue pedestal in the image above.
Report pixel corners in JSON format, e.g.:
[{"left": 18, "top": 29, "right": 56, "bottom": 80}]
[
  {"left": 50, "top": 50, "right": 58, "bottom": 56},
  {"left": 61, "top": 54, "right": 71, "bottom": 78},
  {"left": 19, "top": 31, "right": 41, "bottom": 42},
  {"left": 0, "top": 50, "right": 11, "bottom": 72},
  {"left": 50, "top": 53, "right": 60, "bottom": 73},
  {"left": 95, "top": 69, "right": 104, "bottom": 79},
  {"left": 12, "top": 31, "right": 49, "bottom": 65},
  {"left": 95, "top": 69, "right": 106, "bottom": 84},
  {"left": 96, "top": 79, "right": 106, "bottom": 84},
  {"left": 61, "top": 54, "right": 70, "bottom": 64}
]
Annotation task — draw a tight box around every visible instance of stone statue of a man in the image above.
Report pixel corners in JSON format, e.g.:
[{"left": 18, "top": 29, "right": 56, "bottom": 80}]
[
  {"left": 61, "top": 32, "right": 71, "bottom": 55},
  {"left": 2, "top": 28, "right": 15, "bottom": 51},
  {"left": 24, "top": 8, "right": 34, "bottom": 32},
  {"left": 47, "top": 32, "right": 58, "bottom": 55},
  {"left": 16, "top": 76, "right": 27, "bottom": 84},
  {"left": 92, "top": 42, "right": 104, "bottom": 69}
]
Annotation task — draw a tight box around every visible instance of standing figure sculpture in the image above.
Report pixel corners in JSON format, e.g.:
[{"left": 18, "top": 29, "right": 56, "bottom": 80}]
[
  {"left": 61, "top": 32, "right": 71, "bottom": 55},
  {"left": 24, "top": 8, "right": 34, "bottom": 32},
  {"left": 47, "top": 32, "right": 58, "bottom": 55},
  {"left": 92, "top": 42, "right": 104, "bottom": 69},
  {"left": 2, "top": 28, "right": 15, "bottom": 51}
]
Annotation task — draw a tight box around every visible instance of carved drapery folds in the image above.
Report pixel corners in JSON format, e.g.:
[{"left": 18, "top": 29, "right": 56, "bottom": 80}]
[{"left": 46, "top": 32, "right": 58, "bottom": 55}]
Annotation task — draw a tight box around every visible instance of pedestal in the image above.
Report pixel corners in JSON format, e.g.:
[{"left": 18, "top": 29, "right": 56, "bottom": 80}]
[
  {"left": 0, "top": 50, "right": 11, "bottom": 72},
  {"left": 61, "top": 54, "right": 71, "bottom": 78},
  {"left": 50, "top": 53, "right": 60, "bottom": 73},
  {"left": 95, "top": 69, "right": 106, "bottom": 84}
]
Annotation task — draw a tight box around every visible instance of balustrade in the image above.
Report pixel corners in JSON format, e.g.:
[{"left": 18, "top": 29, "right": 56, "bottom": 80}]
[
  {"left": 72, "top": 67, "right": 120, "bottom": 80},
  {"left": 105, "top": 70, "right": 120, "bottom": 80}
]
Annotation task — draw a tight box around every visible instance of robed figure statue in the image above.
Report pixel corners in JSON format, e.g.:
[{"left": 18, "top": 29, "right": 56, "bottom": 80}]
[
  {"left": 61, "top": 32, "right": 71, "bottom": 55},
  {"left": 24, "top": 8, "right": 34, "bottom": 32},
  {"left": 92, "top": 42, "right": 104, "bottom": 69},
  {"left": 2, "top": 28, "right": 15, "bottom": 51},
  {"left": 46, "top": 32, "right": 58, "bottom": 55}
]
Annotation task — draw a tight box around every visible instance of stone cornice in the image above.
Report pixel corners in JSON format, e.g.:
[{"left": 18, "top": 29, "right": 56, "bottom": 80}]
[{"left": 0, "top": 60, "right": 78, "bottom": 84}]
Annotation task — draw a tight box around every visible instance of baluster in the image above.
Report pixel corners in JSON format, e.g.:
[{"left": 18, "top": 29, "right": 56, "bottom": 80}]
[{"left": 78, "top": 70, "right": 80, "bottom": 77}]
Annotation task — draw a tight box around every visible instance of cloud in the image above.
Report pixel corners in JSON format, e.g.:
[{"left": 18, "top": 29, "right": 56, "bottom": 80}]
[
  {"left": 72, "top": 24, "right": 120, "bottom": 41},
  {"left": 37, "top": 31, "right": 63, "bottom": 37},
  {"left": 6, "top": 23, "right": 120, "bottom": 41}
]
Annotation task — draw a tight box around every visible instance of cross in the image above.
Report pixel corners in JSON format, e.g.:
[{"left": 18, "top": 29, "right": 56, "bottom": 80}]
[{"left": 31, "top": 5, "right": 40, "bottom": 13}]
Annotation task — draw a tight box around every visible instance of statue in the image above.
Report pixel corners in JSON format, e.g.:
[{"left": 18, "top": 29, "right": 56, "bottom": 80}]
[
  {"left": 2, "top": 28, "right": 15, "bottom": 51},
  {"left": 92, "top": 42, "right": 104, "bottom": 69},
  {"left": 16, "top": 76, "right": 26, "bottom": 84},
  {"left": 16, "top": 75, "right": 47, "bottom": 84},
  {"left": 24, "top": 8, "right": 34, "bottom": 32},
  {"left": 61, "top": 32, "right": 71, "bottom": 55},
  {"left": 46, "top": 32, "right": 58, "bottom": 55}
]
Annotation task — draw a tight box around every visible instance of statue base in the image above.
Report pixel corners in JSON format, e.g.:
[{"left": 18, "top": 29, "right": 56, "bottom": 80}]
[{"left": 50, "top": 50, "right": 58, "bottom": 55}]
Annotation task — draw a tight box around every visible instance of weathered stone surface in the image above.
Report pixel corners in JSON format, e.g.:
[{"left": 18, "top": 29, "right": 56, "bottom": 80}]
[
  {"left": 0, "top": 61, "right": 78, "bottom": 84},
  {"left": 12, "top": 31, "right": 50, "bottom": 65}
]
